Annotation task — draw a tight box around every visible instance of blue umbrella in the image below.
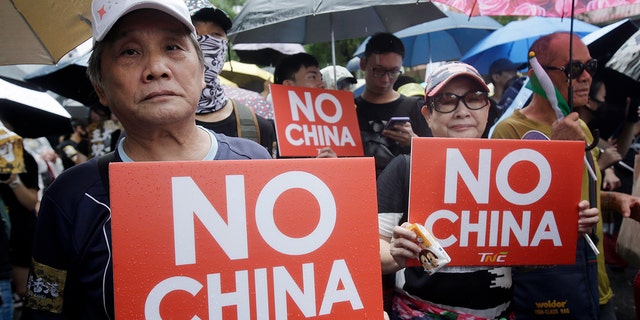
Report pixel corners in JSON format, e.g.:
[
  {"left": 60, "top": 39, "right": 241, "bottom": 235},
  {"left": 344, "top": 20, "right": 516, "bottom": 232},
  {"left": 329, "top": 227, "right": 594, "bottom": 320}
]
[
  {"left": 461, "top": 16, "right": 599, "bottom": 75},
  {"left": 353, "top": 11, "right": 502, "bottom": 67}
]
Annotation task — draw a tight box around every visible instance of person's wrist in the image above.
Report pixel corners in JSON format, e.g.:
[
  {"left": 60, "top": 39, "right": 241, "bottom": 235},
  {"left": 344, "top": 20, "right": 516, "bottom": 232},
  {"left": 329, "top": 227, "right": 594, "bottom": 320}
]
[{"left": 9, "top": 176, "right": 21, "bottom": 190}]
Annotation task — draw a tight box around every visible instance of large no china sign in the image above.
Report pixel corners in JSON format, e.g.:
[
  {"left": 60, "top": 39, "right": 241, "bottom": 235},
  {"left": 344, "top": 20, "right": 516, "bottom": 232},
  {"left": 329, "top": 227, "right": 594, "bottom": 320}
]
[
  {"left": 408, "top": 138, "right": 585, "bottom": 266},
  {"left": 109, "top": 158, "right": 383, "bottom": 319}
]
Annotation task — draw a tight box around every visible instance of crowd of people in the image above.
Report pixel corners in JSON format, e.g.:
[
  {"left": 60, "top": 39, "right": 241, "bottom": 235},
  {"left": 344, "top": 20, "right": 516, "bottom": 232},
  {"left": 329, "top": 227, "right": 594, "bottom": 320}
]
[{"left": 0, "top": 0, "right": 636, "bottom": 319}]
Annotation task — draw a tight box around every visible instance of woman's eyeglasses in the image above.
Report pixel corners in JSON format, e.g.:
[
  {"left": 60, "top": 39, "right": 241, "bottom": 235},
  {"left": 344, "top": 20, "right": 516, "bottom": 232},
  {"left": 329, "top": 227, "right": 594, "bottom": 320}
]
[
  {"left": 430, "top": 90, "right": 489, "bottom": 113},
  {"left": 543, "top": 59, "right": 598, "bottom": 79}
]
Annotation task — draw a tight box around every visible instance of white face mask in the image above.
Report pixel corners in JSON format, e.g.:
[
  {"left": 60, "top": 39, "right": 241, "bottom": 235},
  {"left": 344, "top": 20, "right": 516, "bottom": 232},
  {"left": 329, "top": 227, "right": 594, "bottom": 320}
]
[{"left": 196, "top": 35, "right": 229, "bottom": 114}]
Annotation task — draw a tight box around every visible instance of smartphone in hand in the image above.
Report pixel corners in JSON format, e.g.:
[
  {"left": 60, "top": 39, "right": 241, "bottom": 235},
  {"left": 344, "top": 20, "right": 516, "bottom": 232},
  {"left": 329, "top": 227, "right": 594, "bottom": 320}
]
[{"left": 384, "top": 117, "right": 410, "bottom": 131}]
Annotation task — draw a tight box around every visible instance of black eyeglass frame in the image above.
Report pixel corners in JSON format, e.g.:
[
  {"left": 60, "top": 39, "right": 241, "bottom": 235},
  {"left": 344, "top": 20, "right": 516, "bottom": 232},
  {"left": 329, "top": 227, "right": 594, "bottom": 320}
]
[
  {"left": 368, "top": 66, "right": 403, "bottom": 79},
  {"left": 428, "top": 90, "right": 490, "bottom": 114},
  {"left": 543, "top": 58, "right": 598, "bottom": 79}
]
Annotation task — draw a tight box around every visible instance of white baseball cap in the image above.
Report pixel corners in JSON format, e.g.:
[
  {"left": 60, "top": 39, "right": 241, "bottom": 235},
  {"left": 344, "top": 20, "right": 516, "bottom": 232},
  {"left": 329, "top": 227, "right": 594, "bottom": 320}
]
[
  {"left": 91, "top": 0, "right": 196, "bottom": 41},
  {"left": 320, "top": 66, "right": 357, "bottom": 90}
]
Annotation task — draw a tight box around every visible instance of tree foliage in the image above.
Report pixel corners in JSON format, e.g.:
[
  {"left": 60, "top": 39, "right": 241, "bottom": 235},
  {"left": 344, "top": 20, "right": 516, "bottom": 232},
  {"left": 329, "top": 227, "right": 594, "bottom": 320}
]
[{"left": 305, "top": 38, "right": 364, "bottom": 68}]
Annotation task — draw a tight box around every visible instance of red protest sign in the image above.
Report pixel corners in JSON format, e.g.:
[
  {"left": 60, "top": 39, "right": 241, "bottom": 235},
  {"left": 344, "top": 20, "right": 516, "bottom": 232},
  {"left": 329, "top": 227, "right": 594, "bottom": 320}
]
[
  {"left": 408, "top": 138, "right": 584, "bottom": 266},
  {"left": 109, "top": 158, "right": 382, "bottom": 319},
  {"left": 270, "top": 84, "right": 363, "bottom": 157}
]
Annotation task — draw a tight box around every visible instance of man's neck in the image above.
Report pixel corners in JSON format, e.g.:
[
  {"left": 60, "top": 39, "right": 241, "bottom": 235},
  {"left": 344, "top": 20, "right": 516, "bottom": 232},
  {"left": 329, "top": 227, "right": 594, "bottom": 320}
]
[
  {"left": 361, "top": 87, "right": 400, "bottom": 104},
  {"left": 195, "top": 99, "right": 233, "bottom": 123},
  {"left": 122, "top": 125, "right": 211, "bottom": 162},
  {"left": 575, "top": 106, "right": 593, "bottom": 125}
]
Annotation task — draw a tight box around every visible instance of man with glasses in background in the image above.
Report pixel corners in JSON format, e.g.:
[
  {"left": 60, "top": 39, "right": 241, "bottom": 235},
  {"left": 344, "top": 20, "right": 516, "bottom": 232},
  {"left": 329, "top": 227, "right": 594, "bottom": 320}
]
[
  {"left": 355, "top": 32, "right": 431, "bottom": 177},
  {"left": 492, "top": 31, "right": 640, "bottom": 320}
]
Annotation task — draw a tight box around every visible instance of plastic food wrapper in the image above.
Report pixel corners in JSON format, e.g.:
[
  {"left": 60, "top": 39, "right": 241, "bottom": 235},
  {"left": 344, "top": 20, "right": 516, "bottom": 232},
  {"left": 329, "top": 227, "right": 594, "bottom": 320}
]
[
  {"left": 0, "top": 126, "right": 25, "bottom": 176},
  {"left": 408, "top": 223, "right": 451, "bottom": 274}
]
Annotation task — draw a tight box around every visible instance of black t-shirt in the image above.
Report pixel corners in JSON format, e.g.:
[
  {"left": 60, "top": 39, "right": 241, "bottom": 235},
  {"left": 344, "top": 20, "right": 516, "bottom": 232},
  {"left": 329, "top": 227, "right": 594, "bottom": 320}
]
[
  {"left": 355, "top": 94, "right": 431, "bottom": 176},
  {"left": 196, "top": 109, "right": 277, "bottom": 157},
  {"left": 377, "top": 155, "right": 513, "bottom": 318},
  {"left": 0, "top": 151, "right": 39, "bottom": 268}
]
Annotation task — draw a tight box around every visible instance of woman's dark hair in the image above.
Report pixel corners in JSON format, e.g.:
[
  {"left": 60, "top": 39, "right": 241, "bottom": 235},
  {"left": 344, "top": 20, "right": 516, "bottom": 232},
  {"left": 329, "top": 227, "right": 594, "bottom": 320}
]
[{"left": 589, "top": 79, "right": 605, "bottom": 102}]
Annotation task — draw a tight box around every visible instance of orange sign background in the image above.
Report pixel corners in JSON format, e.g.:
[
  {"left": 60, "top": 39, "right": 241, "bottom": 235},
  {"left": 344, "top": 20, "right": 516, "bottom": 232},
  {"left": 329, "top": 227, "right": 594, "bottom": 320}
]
[
  {"left": 409, "top": 138, "right": 584, "bottom": 266},
  {"left": 270, "top": 84, "right": 363, "bottom": 157},
  {"left": 109, "top": 158, "right": 382, "bottom": 319}
]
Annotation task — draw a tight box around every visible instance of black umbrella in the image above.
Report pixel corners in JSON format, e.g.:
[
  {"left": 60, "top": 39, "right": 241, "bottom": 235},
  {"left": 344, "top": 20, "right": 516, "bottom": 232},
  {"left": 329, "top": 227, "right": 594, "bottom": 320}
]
[
  {"left": 24, "top": 52, "right": 98, "bottom": 106},
  {"left": 606, "top": 29, "right": 640, "bottom": 86},
  {"left": 0, "top": 77, "right": 72, "bottom": 138},
  {"left": 583, "top": 19, "right": 638, "bottom": 69},
  {"left": 228, "top": 0, "right": 446, "bottom": 68},
  {"left": 581, "top": 20, "right": 640, "bottom": 108},
  {"left": 232, "top": 43, "right": 306, "bottom": 67}
]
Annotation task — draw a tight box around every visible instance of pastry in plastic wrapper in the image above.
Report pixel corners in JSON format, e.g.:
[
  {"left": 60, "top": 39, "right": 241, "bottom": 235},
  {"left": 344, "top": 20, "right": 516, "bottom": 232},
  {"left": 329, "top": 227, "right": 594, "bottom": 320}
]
[
  {"left": 0, "top": 126, "right": 25, "bottom": 178},
  {"left": 408, "top": 223, "right": 451, "bottom": 274}
]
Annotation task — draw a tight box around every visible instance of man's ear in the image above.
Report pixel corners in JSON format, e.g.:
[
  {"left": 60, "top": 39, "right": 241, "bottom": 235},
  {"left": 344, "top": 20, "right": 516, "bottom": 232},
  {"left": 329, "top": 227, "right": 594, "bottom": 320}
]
[
  {"left": 93, "top": 84, "right": 109, "bottom": 108},
  {"left": 283, "top": 79, "right": 294, "bottom": 86}
]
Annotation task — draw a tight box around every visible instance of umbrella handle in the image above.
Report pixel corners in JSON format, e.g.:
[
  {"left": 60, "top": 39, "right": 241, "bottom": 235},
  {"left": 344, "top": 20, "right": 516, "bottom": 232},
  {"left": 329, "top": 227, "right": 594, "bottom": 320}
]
[{"left": 585, "top": 129, "right": 599, "bottom": 151}]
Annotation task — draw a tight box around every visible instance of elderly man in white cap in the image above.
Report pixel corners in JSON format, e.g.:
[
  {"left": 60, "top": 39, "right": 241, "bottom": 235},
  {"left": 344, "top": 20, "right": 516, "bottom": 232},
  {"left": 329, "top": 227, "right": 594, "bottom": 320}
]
[{"left": 21, "top": 0, "right": 270, "bottom": 318}]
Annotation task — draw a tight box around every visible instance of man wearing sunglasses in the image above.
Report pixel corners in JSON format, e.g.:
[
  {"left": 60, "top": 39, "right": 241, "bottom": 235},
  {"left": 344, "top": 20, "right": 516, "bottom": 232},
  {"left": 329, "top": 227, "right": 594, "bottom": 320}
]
[
  {"left": 493, "top": 32, "right": 640, "bottom": 320},
  {"left": 356, "top": 32, "right": 431, "bottom": 177}
]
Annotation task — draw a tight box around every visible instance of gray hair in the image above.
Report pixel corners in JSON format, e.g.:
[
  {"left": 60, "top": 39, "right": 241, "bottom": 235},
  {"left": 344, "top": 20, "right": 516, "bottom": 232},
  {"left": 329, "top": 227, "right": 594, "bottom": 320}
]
[{"left": 87, "top": 33, "right": 204, "bottom": 92}]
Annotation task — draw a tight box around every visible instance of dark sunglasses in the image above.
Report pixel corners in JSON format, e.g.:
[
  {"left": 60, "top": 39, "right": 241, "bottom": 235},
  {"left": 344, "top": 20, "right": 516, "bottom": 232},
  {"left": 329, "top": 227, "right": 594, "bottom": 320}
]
[
  {"left": 429, "top": 90, "right": 489, "bottom": 113},
  {"left": 543, "top": 59, "right": 598, "bottom": 79}
]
